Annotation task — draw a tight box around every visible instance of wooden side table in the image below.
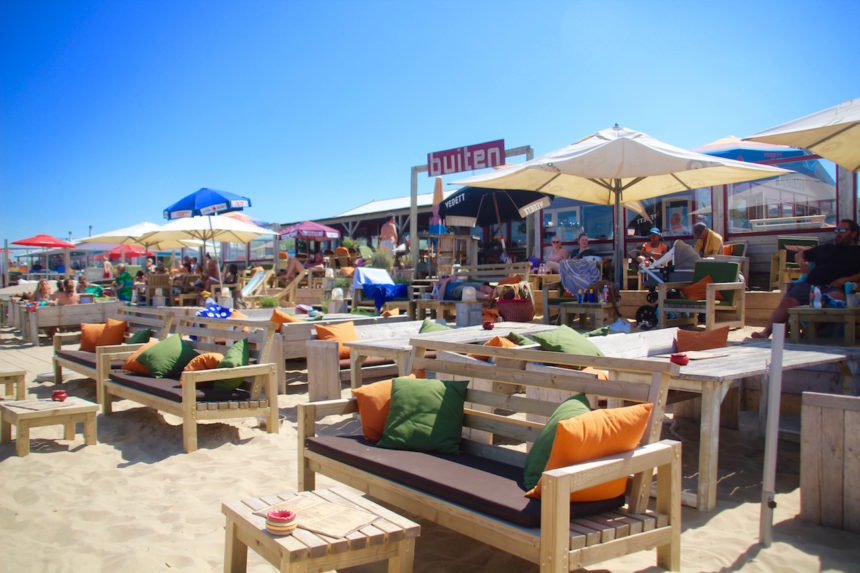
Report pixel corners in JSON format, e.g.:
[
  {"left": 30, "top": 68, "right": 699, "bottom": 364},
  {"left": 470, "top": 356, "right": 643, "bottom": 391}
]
[
  {"left": 559, "top": 301, "right": 618, "bottom": 330},
  {"left": 222, "top": 486, "right": 419, "bottom": 573},
  {"left": 1, "top": 369, "right": 27, "bottom": 401},
  {"left": 0, "top": 396, "right": 98, "bottom": 457},
  {"left": 788, "top": 307, "right": 860, "bottom": 346}
]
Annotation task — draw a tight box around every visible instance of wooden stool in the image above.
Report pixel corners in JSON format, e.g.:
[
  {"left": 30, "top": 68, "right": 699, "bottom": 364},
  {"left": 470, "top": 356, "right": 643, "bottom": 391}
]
[
  {"left": 1, "top": 369, "right": 27, "bottom": 401},
  {"left": 222, "top": 487, "right": 419, "bottom": 573},
  {"left": 558, "top": 301, "right": 618, "bottom": 330},
  {"left": 0, "top": 396, "right": 98, "bottom": 457}
]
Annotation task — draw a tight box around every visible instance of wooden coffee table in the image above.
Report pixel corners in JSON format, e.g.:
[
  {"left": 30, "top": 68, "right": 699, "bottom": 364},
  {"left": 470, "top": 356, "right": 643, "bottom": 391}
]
[
  {"left": 222, "top": 486, "right": 419, "bottom": 572},
  {"left": 0, "top": 396, "right": 98, "bottom": 457},
  {"left": 559, "top": 301, "right": 618, "bottom": 330}
]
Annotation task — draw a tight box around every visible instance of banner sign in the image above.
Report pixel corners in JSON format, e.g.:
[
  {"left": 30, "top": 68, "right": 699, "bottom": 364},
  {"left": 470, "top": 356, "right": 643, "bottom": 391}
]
[
  {"left": 518, "top": 196, "right": 551, "bottom": 218},
  {"left": 428, "top": 139, "right": 505, "bottom": 177}
]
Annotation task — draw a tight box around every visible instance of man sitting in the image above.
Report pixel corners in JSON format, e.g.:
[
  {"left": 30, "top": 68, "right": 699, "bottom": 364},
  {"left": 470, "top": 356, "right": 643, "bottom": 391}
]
[{"left": 753, "top": 219, "right": 860, "bottom": 339}]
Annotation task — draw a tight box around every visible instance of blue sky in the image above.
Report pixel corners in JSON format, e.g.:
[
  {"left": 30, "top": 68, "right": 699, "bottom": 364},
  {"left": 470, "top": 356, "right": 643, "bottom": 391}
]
[{"left": 1, "top": 0, "right": 858, "bottom": 242}]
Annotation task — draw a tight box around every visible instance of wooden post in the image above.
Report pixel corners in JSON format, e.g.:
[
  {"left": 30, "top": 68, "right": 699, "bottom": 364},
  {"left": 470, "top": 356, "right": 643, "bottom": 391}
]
[{"left": 760, "top": 322, "right": 785, "bottom": 547}]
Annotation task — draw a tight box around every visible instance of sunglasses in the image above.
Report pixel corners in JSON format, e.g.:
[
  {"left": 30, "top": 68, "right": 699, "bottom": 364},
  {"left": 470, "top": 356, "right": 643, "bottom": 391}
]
[
  {"left": 551, "top": 240, "right": 560, "bottom": 244},
  {"left": 835, "top": 227, "right": 848, "bottom": 233}
]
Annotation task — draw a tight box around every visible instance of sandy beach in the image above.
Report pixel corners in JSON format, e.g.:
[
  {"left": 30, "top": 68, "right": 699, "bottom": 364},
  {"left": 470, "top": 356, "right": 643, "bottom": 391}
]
[{"left": 1, "top": 326, "right": 858, "bottom": 572}]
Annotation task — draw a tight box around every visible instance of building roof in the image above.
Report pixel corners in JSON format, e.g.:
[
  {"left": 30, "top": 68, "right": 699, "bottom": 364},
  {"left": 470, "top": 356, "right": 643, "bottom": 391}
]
[{"left": 332, "top": 190, "right": 456, "bottom": 218}]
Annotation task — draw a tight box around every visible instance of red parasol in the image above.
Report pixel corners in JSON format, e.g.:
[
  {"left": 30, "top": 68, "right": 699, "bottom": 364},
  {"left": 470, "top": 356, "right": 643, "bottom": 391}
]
[
  {"left": 12, "top": 234, "right": 75, "bottom": 249},
  {"left": 106, "top": 244, "right": 154, "bottom": 260}
]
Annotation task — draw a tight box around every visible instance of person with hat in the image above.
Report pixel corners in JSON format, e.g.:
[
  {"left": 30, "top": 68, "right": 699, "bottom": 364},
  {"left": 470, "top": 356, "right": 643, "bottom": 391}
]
[
  {"left": 692, "top": 221, "right": 723, "bottom": 257},
  {"left": 628, "top": 227, "right": 668, "bottom": 268}
]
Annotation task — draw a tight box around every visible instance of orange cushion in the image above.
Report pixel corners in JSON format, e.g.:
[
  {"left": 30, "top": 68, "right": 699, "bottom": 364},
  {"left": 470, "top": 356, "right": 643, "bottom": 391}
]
[
  {"left": 180, "top": 352, "right": 224, "bottom": 386},
  {"left": 122, "top": 340, "right": 159, "bottom": 375},
  {"left": 230, "top": 310, "right": 247, "bottom": 319},
  {"left": 525, "top": 403, "right": 653, "bottom": 502},
  {"left": 676, "top": 326, "right": 729, "bottom": 352},
  {"left": 497, "top": 275, "right": 522, "bottom": 285},
  {"left": 315, "top": 321, "right": 359, "bottom": 359},
  {"left": 680, "top": 275, "right": 713, "bottom": 300},
  {"left": 80, "top": 323, "right": 105, "bottom": 352},
  {"left": 353, "top": 374, "right": 415, "bottom": 441},
  {"left": 482, "top": 307, "right": 501, "bottom": 324},
  {"left": 382, "top": 307, "right": 400, "bottom": 317},
  {"left": 469, "top": 335, "right": 519, "bottom": 361},
  {"left": 270, "top": 308, "right": 301, "bottom": 333},
  {"left": 96, "top": 318, "right": 127, "bottom": 348},
  {"left": 722, "top": 245, "right": 733, "bottom": 256},
  {"left": 582, "top": 367, "right": 609, "bottom": 381}
]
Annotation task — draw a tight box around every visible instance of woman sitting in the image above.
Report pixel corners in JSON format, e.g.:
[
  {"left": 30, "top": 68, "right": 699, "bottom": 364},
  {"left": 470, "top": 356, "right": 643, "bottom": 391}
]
[
  {"left": 51, "top": 278, "right": 79, "bottom": 305},
  {"left": 545, "top": 236, "right": 569, "bottom": 272}
]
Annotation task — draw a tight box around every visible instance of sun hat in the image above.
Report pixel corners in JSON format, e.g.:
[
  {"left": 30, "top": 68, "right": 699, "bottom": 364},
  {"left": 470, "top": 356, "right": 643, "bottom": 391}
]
[{"left": 649, "top": 227, "right": 662, "bottom": 235}]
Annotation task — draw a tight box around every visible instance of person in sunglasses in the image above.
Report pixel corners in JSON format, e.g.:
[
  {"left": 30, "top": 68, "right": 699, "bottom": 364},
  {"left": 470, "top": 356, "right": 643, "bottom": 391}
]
[
  {"left": 545, "top": 236, "right": 570, "bottom": 272},
  {"left": 753, "top": 219, "right": 860, "bottom": 339}
]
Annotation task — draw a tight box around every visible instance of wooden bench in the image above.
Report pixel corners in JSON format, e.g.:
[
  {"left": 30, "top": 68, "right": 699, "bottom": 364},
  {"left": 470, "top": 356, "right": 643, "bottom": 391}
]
[
  {"left": 280, "top": 314, "right": 409, "bottom": 361},
  {"left": 24, "top": 300, "right": 123, "bottom": 346},
  {"left": 52, "top": 306, "right": 175, "bottom": 405},
  {"left": 305, "top": 320, "right": 423, "bottom": 401},
  {"left": 299, "top": 340, "right": 682, "bottom": 572},
  {"left": 101, "top": 316, "right": 280, "bottom": 452},
  {"left": 788, "top": 307, "right": 860, "bottom": 346},
  {"left": 452, "top": 262, "right": 531, "bottom": 284}
]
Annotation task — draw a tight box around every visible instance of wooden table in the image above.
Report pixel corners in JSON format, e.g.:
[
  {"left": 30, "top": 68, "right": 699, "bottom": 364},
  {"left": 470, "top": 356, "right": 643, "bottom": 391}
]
[
  {"left": 558, "top": 301, "right": 618, "bottom": 330},
  {"left": 788, "top": 307, "right": 860, "bottom": 345},
  {"left": 413, "top": 299, "right": 457, "bottom": 321},
  {"left": 628, "top": 341, "right": 855, "bottom": 511},
  {"left": 0, "top": 396, "right": 98, "bottom": 457},
  {"left": 222, "top": 486, "right": 419, "bottom": 573},
  {"left": 1, "top": 369, "right": 27, "bottom": 401},
  {"left": 346, "top": 322, "right": 556, "bottom": 391}
]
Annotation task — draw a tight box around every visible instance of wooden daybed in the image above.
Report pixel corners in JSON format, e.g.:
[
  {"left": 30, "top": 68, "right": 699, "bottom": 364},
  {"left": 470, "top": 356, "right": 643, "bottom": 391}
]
[
  {"left": 101, "top": 316, "right": 281, "bottom": 452},
  {"left": 52, "top": 306, "right": 175, "bottom": 405},
  {"left": 299, "top": 339, "right": 682, "bottom": 572}
]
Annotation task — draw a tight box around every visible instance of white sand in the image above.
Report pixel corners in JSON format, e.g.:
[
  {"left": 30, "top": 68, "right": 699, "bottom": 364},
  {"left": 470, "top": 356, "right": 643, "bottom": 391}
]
[{"left": 1, "top": 346, "right": 859, "bottom": 571}]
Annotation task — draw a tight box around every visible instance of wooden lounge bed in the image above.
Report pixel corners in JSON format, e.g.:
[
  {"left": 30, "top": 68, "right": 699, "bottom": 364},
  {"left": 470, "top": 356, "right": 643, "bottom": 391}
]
[
  {"left": 452, "top": 261, "right": 531, "bottom": 283},
  {"left": 299, "top": 339, "right": 681, "bottom": 572},
  {"left": 100, "top": 316, "right": 280, "bottom": 452},
  {"left": 52, "top": 306, "right": 175, "bottom": 405}
]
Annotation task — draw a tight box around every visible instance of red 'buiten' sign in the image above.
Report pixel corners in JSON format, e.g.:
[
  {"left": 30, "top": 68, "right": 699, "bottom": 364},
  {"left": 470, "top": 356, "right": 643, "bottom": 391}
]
[{"left": 427, "top": 139, "right": 505, "bottom": 177}]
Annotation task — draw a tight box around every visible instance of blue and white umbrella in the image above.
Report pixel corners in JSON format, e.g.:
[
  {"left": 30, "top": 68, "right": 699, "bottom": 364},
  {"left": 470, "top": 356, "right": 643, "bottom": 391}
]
[
  {"left": 161, "top": 188, "right": 256, "bottom": 286},
  {"left": 163, "top": 187, "right": 251, "bottom": 220}
]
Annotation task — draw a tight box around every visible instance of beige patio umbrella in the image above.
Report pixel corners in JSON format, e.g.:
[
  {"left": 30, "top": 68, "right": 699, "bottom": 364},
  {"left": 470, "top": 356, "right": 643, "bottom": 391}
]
[
  {"left": 745, "top": 98, "right": 860, "bottom": 171},
  {"left": 455, "top": 125, "right": 791, "bottom": 284}
]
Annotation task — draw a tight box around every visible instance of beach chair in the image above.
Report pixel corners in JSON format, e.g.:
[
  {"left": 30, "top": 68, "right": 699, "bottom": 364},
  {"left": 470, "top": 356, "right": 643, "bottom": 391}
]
[
  {"left": 657, "top": 260, "right": 745, "bottom": 331},
  {"left": 143, "top": 273, "right": 171, "bottom": 305},
  {"left": 769, "top": 236, "right": 819, "bottom": 292},
  {"left": 335, "top": 247, "right": 352, "bottom": 269},
  {"left": 245, "top": 270, "right": 304, "bottom": 308}
]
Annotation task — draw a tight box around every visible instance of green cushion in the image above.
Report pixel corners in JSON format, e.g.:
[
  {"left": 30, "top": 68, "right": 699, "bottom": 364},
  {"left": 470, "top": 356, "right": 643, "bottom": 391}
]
[
  {"left": 585, "top": 326, "right": 610, "bottom": 337},
  {"left": 692, "top": 261, "right": 739, "bottom": 305},
  {"left": 377, "top": 377, "right": 468, "bottom": 454},
  {"left": 506, "top": 331, "right": 535, "bottom": 345},
  {"left": 215, "top": 339, "right": 250, "bottom": 391},
  {"left": 523, "top": 395, "right": 591, "bottom": 490},
  {"left": 419, "top": 318, "right": 451, "bottom": 333},
  {"left": 137, "top": 334, "right": 199, "bottom": 379},
  {"left": 529, "top": 325, "right": 604, "bottom": 357},
  {"left": 127, "top": 329, "right": 153, "bottom": 344}
]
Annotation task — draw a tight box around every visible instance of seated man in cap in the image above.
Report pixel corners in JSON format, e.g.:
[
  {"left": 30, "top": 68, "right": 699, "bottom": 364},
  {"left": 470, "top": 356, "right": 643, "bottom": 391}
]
[{"left": 629, "top": 227, "right": 668, "bottom": 268}]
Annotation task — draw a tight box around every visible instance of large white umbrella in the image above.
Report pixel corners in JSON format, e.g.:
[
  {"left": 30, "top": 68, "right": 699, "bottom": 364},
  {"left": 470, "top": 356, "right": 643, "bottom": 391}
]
[
  {"left": 139, "top": 215, "right": 275, "bottom": 283},
  {"left": 745, "top": 98, "right": 860, "bottom": 172},
  {"left": 80, "top": 221, "right": 201, "bottom": 251},
  {"left": 455, "top": 125, "right": 791, "bottom": 284}
]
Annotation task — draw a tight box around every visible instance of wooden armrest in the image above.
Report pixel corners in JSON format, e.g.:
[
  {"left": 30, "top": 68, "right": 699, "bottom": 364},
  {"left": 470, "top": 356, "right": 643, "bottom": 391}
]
[
  {"left": 96, "top": 343, "right": 146, "bottom": 360},
  {"left": 181, "top": 362, "right": 275, "bottom": 384},
  {"left": 708, "top": 281, "right": 744, "bottom": 290},
  {"left": 542, "top": 440, "right": 680, "bottom": 493},
  {"left": 297, "top": 398, "right": 358, "bottom": 422},
  {"left": 656, "top": 281, "right": 690, "bottom": 291},
  {"left": 53, "top": 331, "right": 82, "bottom": 349}
]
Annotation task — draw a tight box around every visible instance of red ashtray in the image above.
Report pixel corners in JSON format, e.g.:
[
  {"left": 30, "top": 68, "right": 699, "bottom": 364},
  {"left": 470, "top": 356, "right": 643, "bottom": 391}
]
[
  {"left": 266, "top": 509, "right": 296, "bottom": 522},
  {"left": 482, "top": 321, "right": 495, "bottom": 330},
  {"left": 670, "top": 353, "right": 689, "bottom": 366},
  {"left": 51, "top": 390, "right": 67, "bottom": 402}
]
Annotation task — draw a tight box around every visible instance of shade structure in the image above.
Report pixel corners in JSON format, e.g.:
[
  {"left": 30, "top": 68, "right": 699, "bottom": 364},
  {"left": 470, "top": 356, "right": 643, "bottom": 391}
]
[
  {"left": 439, "top": 187, "right": 550, "bottom": 228},
  {"left": 278, "top": 221, "right": 341, "bottom": 240},
  {"left": 163, "top": 187, "right": 251, "bottom": 220},
  {"left": 455, "top": 125, "right": 791, "bottom": 285},
  {"left": 139, "top": 215, "right": 275, "bottom": 246},
  {"left": 745, "top": 98, "right": 860, "bottom": 172},
  {"left": 12, "top": 234, "right": 75, "bottom": 249}
]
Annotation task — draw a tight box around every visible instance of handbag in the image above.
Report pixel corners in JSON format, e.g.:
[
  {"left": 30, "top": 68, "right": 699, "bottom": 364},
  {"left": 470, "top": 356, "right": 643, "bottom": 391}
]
[{"left": 496, "top": 298, "right": 535, "bottom": 322}]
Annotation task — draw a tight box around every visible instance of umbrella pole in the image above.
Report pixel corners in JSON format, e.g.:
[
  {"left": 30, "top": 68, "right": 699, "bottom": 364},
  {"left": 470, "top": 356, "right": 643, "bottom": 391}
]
[
  {"left": 492, "top": 194, "right": 507, "bottom": 260},
  {"left": 614, "top": 180, "right": 625, "bottom": 289},
  {"left": 209, "top": 216, "right": 224, "bottom": 293}
]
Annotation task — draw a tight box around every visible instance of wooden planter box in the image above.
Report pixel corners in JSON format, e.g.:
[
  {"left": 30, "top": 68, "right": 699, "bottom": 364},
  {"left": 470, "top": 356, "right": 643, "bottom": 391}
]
[{"left": 800, "top": 392, "right": 860, "bottom": 532}]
